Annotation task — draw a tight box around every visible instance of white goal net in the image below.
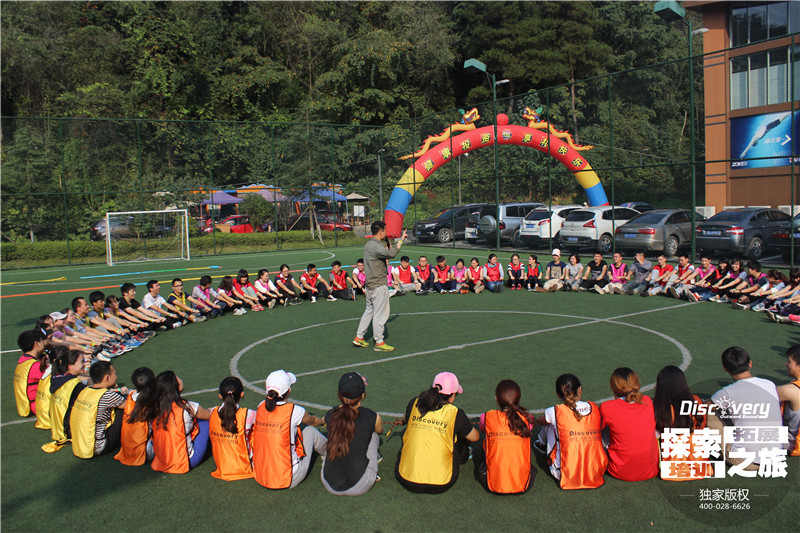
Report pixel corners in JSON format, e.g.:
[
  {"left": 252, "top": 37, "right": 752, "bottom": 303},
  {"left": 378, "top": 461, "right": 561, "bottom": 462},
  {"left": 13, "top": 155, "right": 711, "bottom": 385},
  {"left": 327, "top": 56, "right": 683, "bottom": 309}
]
[{"left": 104, "top": 210, "right": 191, "bottom": 266}]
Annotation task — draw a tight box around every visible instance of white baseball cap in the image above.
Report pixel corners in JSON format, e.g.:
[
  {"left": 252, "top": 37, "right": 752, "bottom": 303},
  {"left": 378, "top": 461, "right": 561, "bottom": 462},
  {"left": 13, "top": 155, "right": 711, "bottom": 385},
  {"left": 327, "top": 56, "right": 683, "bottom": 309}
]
[
  {"left": 552, "top": 248, "right": 561, "bottom": 256},
  {"left": 265, "top": 370, "right": 297, "bottom": 396}
]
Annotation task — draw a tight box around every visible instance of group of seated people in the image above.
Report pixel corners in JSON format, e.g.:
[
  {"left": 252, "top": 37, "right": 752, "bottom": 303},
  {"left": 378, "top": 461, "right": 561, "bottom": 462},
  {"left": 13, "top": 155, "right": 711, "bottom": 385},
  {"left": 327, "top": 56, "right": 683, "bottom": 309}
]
[{"left": 14, "top": 329, "right": 800, "bottom": 494}]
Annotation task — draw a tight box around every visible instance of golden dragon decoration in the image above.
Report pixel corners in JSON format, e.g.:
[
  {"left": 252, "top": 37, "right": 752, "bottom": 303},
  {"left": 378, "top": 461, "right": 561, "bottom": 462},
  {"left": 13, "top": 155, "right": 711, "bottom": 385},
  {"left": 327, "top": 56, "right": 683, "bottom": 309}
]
[
  {"left": 399, "top": 108, "right": 481, "bottom": 160},
  {"left": 522, "top": 107, "right": 594, "bottom": 151}
]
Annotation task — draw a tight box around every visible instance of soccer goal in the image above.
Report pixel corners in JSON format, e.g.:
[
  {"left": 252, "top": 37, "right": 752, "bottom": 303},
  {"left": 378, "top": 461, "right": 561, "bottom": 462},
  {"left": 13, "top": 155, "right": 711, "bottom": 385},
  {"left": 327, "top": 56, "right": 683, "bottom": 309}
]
[{"left": 104, "top": 210, "right": 191, "bottom": 266}]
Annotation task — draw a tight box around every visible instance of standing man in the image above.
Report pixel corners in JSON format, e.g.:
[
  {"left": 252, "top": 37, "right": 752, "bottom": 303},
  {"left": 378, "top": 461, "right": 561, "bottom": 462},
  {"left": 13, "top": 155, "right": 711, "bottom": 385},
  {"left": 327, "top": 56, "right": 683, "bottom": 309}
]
[{"left": 352, "top": 221, "right": 407, "bottom": 352}]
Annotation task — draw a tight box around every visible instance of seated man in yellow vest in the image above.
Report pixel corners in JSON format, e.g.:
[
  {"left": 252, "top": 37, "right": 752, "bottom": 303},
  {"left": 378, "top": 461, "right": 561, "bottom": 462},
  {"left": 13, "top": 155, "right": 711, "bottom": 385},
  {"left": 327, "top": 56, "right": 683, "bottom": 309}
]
[{"left": 71, "top": 361, "right": 129, "bottom": 459}]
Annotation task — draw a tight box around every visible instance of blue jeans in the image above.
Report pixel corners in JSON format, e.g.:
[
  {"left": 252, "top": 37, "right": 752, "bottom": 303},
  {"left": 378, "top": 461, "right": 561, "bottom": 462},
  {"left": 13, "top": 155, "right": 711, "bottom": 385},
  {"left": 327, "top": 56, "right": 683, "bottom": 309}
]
[
  {"left": 434, "top": 280, "right": 454, "bottom": 292},
  {"left": 486, "top": 280, "right": 503, "bottom": 293},
  {"left": 189, "top": 419, "right": 210, "bottom": 469}
]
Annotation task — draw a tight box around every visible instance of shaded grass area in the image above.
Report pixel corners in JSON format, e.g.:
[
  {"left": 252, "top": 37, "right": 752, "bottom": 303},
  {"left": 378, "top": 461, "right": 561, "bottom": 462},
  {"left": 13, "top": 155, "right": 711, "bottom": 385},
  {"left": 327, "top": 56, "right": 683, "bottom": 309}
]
[{"left": 2, "top": 246, "right": 799, "bottom": 532}]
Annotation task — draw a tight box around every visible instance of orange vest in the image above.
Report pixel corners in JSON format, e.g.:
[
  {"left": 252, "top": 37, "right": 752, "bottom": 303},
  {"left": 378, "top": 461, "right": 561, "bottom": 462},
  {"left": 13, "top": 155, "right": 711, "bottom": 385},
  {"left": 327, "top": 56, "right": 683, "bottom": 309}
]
[
  {"left": 483, "top": 410, "right": 532, "bottom": 494},
  {"left": 151, "top": 404, "right": 199, "bottom": 474},
  {"left": 785, "top": 380, "right": 800, "bottom": 457},
  {"left": 209, "top": 406, "right": 254, "bottom": 481},
  {"left": 549, "top": 402, "right": 607, "bottom": 490},
  {"left": 660, "top": 395, "right": 715, "bottom": 481},
  {"left": 114, "top": 394, "right": 150, "bottom": 466},
  {"left": 251, "top": 402, "right": 305, "bottom": 489}
]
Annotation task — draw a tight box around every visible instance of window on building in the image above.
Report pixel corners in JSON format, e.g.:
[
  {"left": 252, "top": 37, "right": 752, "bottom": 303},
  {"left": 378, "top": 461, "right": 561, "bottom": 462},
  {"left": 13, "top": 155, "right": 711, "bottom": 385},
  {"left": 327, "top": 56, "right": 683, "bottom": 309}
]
[
  {"left": 730, "top": 47, "right": 799, "bottom": 109},
  {"left": 730, "top": 2, "right": 797, "bottom": 45}
]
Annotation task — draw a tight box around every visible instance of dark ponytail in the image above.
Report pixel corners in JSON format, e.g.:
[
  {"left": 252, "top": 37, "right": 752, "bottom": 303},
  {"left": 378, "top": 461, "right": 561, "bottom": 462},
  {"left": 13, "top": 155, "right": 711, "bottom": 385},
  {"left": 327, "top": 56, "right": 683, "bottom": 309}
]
[
  {"left": 326, "top": 394, "right": 361, "bottom": 460},
  {"left": 495, "top": 380, "right": 532, "bottom": 438},
  {"left": 127, "top": 367, "right": 155, "bottom": 424},
  {"left": 556, "top": 374, "right": 584, "bottom": 421},
  {"left": 218, "top": 377, "right": 244, "bottom": 434},
  {"left": 415, "top": 386, "right": 450, "bottom": 418},
  {"left": 265, "top": 390, "right": 283, "bottom": 412}
]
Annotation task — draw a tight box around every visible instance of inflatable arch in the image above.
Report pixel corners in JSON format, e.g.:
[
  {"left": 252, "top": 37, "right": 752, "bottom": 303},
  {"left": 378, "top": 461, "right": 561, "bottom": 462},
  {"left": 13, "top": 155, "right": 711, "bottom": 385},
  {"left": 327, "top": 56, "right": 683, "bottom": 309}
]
[{"left": 384, "top": 112, "right": 609, "bottom": 238}]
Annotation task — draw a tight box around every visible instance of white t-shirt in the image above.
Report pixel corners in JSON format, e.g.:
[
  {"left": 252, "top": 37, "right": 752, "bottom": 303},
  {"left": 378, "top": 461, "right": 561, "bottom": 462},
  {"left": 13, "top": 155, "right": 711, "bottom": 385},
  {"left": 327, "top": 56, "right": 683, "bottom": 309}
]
[
  {"left": 254, "top": 279, "right": 277, "bottom": 294},
  {"left": 543, "top": 401, "right": 593, "bottom": 479},
  {"left": 183, "top": 400, "right": 201, "bottom": 458},
  {"left": 391, "top": 266, "right": 416, "bottom": 277},
  {"left": 142, "top": 293, "right": 167, "bottom": 311}
]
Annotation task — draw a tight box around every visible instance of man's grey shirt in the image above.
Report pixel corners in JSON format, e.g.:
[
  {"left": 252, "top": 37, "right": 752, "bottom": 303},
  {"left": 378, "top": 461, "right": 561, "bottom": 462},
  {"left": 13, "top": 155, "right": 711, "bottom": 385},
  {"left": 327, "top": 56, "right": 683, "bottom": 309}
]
[{"left": 364, "top": 238, "right": 399, "bottom": 290}]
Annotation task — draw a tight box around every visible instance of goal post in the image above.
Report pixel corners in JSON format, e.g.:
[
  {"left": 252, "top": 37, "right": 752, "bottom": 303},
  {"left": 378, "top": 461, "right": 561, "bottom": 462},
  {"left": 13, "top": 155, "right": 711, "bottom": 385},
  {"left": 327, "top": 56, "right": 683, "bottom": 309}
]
[{"left": 105, "top": 209, "right": 191, "bottom": 266}]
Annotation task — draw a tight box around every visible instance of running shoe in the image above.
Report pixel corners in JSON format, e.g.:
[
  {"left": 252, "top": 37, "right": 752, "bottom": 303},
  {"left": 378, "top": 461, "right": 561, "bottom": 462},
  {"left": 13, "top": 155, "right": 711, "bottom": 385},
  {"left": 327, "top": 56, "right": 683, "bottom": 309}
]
[
  {"left": 686, "top": 291, "right": 700, "bottom": 303},
  {"left": 327, "top": 295, "right": 337, "bottom": 302},
  {"left": 593, "top": 285, "right": 605, "bottom": 295},
  {"left": 124, "top": 339, "right": 143, "bottom": 349},
  {"left": 751, "top": 304, "right": 766, "bottom": 312},
  {"left": 311, "top": 296, "right": 317, "bottom": 303},
  {"left": 527, "top": 287, "right": 534, "bottom": 292},
  {"left": 290, "top": 298, "right": 302, "bottom": 306},
  {"left": 612, "top": 286, "right": 624, "bottom": 295},
  {"left": 233, "top": 308, "right": 247, "bottom": 316},
  {"left": 440, "top": 289, "right": 447, "bottom": 294},
  {"left": 766, "top": 310, "right": 790, "bottom": 324},
  {"left": 194, "top": 314, "right": 208, "bottom": 323},
  {"left": 374, "top": 342, "right": 395, "bottom": 352},
  {"left": 708, "top": 295, "right": 720, "bottom": 302},
  {"left": 415, "top": 290, "right": 429, "bottom": 296},
  {"left": 96, "top": 353, "right": 112, "bottom": 363},
  {"left": 475, "top": 285, "right": 484, "bottom": 294},
  {"left": 352, "top": 337, "right": 369, "bottom": 348},
  {"left": 268, "top": 300, "right": 276, "bottom": 309},
  {"left": 283, "top": 298, "right": 290, "bottom": 307},
  {"left": 732, "top": 302, "right": 749, "bottom": 310},
  {"left": 667, "top": 287, "right": 680, "bottom": 299},
  {"left": 449, "top": 289, "right": 458, "bottom": 293},
  {"left": 533, "top": 440, "right": 547, "bottom": 455}
]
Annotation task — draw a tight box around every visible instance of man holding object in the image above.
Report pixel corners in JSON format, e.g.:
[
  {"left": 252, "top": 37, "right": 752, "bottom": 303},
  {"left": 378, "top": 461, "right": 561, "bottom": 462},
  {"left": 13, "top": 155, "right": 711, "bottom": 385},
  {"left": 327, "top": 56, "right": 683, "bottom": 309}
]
[{"left": 353, "top": 221, "right": 407, "bottom": 352}]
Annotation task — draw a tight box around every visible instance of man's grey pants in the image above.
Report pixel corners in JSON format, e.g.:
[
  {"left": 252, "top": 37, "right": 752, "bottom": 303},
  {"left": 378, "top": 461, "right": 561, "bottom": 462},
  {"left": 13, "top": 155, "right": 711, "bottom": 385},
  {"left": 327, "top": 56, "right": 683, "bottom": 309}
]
[{"left": 356, "top": 285, "right": 390, "bottom": 343}]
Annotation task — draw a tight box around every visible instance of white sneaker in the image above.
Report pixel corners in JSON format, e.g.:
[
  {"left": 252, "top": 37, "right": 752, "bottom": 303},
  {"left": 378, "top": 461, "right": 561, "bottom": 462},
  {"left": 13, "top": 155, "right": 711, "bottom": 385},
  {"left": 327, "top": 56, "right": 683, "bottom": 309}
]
[
  {"left": 171, "top": 321, "right": 183, "bottom": 328},
  {"left": 268, "top": 300, "right": 276, "bottom": 309},
  {"left": 475, "top": 285, "right": 484, "bottom": 294},
  {"left": 233, "top": 308, "right": 247, "bottom": 316},
  {"left": 326, "top": 295, "right": 337, "bottom": 302},
  {"left": 311, "top": 296, "right": 317, "bottom": 303},
  {"left": 593, "top": 285, "right": 605, "bottom": 295}
]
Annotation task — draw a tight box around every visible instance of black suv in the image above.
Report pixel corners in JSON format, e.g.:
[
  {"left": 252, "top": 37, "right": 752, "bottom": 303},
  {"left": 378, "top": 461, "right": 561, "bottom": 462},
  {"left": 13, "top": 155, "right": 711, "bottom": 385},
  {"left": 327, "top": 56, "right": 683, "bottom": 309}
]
[{"left": 413, "top": 204, "right": 484, "bottom": 243}]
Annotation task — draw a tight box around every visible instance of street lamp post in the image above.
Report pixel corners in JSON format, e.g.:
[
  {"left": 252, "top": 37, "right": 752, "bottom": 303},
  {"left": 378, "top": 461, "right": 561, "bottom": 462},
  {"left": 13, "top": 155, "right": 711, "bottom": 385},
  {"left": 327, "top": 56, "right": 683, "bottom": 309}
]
[
  {"left": 654, "top": 1, "right": 706, "bottom": 263},
  {"left": 377, "top": 148, "right": 386, "bottom": 213},
  {"left": 463, "top": 58, "right": 509, "bottom": 251}
]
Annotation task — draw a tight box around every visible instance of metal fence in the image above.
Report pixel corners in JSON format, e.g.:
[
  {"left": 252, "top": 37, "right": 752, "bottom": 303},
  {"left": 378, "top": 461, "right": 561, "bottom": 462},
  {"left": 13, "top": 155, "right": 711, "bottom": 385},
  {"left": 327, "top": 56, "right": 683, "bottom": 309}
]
[{"left": 2, "top": 33, "right": 799, "bottom": 269}]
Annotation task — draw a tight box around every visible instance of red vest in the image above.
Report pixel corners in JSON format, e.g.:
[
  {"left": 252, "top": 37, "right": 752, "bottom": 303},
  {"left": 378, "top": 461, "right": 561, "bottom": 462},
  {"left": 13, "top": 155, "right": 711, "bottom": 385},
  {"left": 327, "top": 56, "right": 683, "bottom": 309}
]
[
  {"left": 509, "top": 262, "right": 523, "bottom": 273},
  {"left": 468, "top": 266, "right": 482, "bottom": 280},
  {"left": 251, "top": 402, "right": 305, "bottom": 489},
  {"left": 677, "top": 263, "right": 693, "bottom": 278},
  {"left": 483, "top": 410, "right": 532, "bottom": 494},
  {"left": 485, "top": 263, "right": 501, "bottom": 281},
  {"left": 397, "top": 266, "right": 414, "bottom": 284},
  {"left": 435, "top": 265, "right": 450, "bottom": 283},
  {"left": 331, "top": 270, "right": 348, "bottom": 289},
  {"left": 417, "top": 265, "right": 432, "bottom": 281},
  {"left": 527, "top": 264, "right": 540, "bottom": 277},
  {"left": 304, "top": 273, "right": 319, "bottom": 286}
]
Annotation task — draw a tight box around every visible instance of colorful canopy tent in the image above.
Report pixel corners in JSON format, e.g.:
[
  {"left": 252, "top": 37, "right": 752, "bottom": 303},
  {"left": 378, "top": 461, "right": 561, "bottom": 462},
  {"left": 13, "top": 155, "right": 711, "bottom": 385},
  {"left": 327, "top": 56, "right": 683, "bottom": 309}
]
[
  {"left": 199, "top": 191, "right": 242, "bottom": 205},
  {"left": 290, "top": 187, "right": 348, "bottom": 202},
  {"left": 346, "top": 192, "right": 370, "bottom": 201},
  {"left": 257, "top": 189, "right": 288, "bottom": 202}
]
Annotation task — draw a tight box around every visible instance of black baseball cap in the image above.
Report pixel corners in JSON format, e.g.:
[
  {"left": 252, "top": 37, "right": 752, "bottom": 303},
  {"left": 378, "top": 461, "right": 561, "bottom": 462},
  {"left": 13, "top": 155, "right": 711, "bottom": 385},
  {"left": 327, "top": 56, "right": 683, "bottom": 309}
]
[{"left": 338, "top": 372, "right": 366, "bottom": 399}]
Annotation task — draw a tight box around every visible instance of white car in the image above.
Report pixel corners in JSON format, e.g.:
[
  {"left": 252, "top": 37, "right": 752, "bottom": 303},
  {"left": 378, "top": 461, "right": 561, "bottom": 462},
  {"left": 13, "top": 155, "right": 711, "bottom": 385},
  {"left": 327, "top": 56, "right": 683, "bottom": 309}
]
[
  {"left": 558, "top": 206, "right": 640, "bottom": 254},
  {"left": 518, "top": 205, "right": 583, "bottom": 248}
]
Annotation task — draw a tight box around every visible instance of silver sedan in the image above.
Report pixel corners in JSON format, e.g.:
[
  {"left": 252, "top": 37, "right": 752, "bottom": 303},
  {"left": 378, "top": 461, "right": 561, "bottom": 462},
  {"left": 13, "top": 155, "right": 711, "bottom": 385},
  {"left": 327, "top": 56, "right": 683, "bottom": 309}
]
[{"left": 614, "top": 209, "right": 702, "bottom": 256}]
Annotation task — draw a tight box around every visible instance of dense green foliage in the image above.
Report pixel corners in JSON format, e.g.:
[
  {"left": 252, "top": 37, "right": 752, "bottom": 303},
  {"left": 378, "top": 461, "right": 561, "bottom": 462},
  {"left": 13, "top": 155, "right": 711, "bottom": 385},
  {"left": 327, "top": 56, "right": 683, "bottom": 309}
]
[{"left": 1, "top": 1, "right": 703, "bottom": 243}]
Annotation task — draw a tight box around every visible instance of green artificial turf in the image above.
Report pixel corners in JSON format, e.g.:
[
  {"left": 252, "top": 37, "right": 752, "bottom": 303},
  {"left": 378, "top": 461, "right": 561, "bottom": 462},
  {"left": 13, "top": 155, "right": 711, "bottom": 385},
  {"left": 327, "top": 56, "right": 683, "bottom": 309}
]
[{"left": 2, "top": 246, "right": 799, "bottom": 532}]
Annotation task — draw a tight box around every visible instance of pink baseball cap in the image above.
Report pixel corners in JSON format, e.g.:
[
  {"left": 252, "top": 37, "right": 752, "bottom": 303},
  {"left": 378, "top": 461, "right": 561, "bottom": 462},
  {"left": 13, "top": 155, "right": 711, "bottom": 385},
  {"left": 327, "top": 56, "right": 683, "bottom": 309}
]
[{"left": 433, "top": 372, "right": 463, "bottom": 395}]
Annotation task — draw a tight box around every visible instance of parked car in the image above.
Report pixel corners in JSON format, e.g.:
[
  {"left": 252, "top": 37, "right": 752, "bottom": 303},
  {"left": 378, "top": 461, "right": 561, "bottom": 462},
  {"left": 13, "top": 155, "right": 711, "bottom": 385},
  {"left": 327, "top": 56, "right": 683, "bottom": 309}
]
[
  {"left": 203, "top": 214, "right": 258, "bottom": 234},
  {"left": 517, "top": 205, "right": 583, "bottom": 248},
  {"left": 769, "top": 213, "right": 800, "bottom": 262},
  {"left": 559, "top": 206, "right": 640, "bottom": 253},
  {"left": 614, "top": 209, "right": 704, "bottom": 256},
  {"left": 90, "top": 216, "right": 171, "bottom": 241},
  {"left": 696, "top": 207, "right": 790, "bottom": 260},
  {"left": 463, "top": 204, "right": 496, "bottom": 244},
  {"left": 284, "top": 213, "right": 353, "bottom": 232},
  {"left": 414, "top": 204, "right": 484, "bottom": 243},
  {"left": 620, "top": 201, "right": 655, "bottom": 213},
  {"left": 477, "top": 202, "right": 546, "bottom": 246}
]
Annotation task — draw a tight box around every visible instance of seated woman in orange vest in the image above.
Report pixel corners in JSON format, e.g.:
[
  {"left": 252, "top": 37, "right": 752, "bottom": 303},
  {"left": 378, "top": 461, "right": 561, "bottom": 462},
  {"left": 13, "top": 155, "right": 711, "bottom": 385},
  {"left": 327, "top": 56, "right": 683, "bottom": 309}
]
[
  {"left": 70, "top": 361, "right": 129, "bottom": 458},
  {"left": 14, "top": 329, "right": 49, "bottom": 417},
  {"left": 129, "top": 371, "right": 211, "bottom": 473},
  {"left": 535, "top": 374, "right": 607, "bottom": 489},
  {"left": 653, "top": 365, "right": 715, "bottom": 480},
  {"left": 477, "top": 379, "right": 536, "bottom": 494},
  {"left": 600, "top": 367, "right": 659, "bottom": 482},
  {"left": 321, "top": 372, "right": 383, "bottom": 496},
  {"left": 208, "top": 377, "right": 256, "bottom": 481},
  {"left": 115, "top": 367, "right": 155, "bottom": 466},
  {"left": 395, "top": 372, "right": 480, "bottom": 494},
  {"left": 251, "top": 370, "right": 327, "bottom": 489},
  {"left": 43, "top": 348, "right": 88, "bottom": 453},
  {"left": 778, "top": 345, "right": 800, "bottom": 456}
]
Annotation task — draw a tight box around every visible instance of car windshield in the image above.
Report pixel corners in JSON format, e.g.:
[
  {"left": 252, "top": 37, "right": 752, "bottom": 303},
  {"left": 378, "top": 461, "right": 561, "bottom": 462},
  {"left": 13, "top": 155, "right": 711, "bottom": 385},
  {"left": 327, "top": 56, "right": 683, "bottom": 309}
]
[
  {"left": 433, "top": 208, "right": 454, "bottom": 219},
  {"left": 565, "top": 210, "right": 594, "bottom": 222},
  {"left": 627, "top": 212, "right": 667, "bottom": 225},
  {"left": 709, "top": 211, "right": 751, "bottom": 223},
  {"left": 524, "top": 210, "right": 551, "bottom": 221}
]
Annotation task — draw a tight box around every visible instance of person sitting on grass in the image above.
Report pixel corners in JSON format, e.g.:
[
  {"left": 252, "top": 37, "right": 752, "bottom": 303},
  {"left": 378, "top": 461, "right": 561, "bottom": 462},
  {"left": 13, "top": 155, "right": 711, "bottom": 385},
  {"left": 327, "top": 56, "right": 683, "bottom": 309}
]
[
  {"left": 652, "top": 365, "right": 714, "bottom": 481},
  {"left": 102, "top": 294, "right": 153, "bottom": 338},
  {"left": 621, "top": 250, "right": 651, "bottom": 295},
  {"left": 778, "top": 345, "right": 800, "bottom": 457},
  {"left": 433, "top": 255, "right": 455, "bottom": 293},
  {"left": 118, "top": 283, "right": 169, "bottom": 331},
  {"left": 562, "top": 253, "right": 584, "bottom": 292},
  {"left": 686, "top": 257, "right": 728, "bottom": 302},
  {"left": 395, "top": 372, "right": 480, "bottom": 494},
  {"left": 735, "top": 269, "right": 787, "bottom": 311},
  {"left": 321, "top": 372, "right": 383, "bottom": 496},
  {"left": 392, "top": 256, "right": 422, "bottom": 295},
  {"left": 727, "top": 260, "right": 767, "bottom": 307},
  {"left": 301, "top": 263, "right": 336, "bottom": 302},
  {"left": 46, "top": 311, "right": 96, "bottom": 357},
  {"left": 255, "top": 269, "right": 284, "bottom": 308},
  {"left": 665, "top": 253, "right": 697, "bottom": 299},
  {"left": 88, "top": 291, "right": 143, "bottom": 339},
  {"left": 216, "top": 275, "right": 247, "bottom": 315},
  {"left": 330, "top": 261, "right": 357, "bottom": 301},
  {"left": 43, "top": 349, "right": 87, "bottom": 453},
  {"left": 209, "top": 377, "right": 256, "bottom": 481},
  {"left": 579, "top": 252, "right": 607, "bottom": 293},
  {"left": 478, "top": 379, "right": 536, "bottom": 494},
  {"left": 709, "top": 258, "right": 746, "bottom": 303},
  {"left": 14, "top": 329, "right": 48, "bottom": 417},
  {"left": 506, "top": 254, "right": 524, "bottom": 290},
  {"left": 251, "top": 370, "right": 327, "bottom": 489},
  {"left": 72, "top": 296, "right": 122, "bottom": 345},
  {"left": 70, "top": 361, "right": 129, "bottom": 459},
  {"left": 600, "top": 367, "right": 659, "bottom": 482},
  {"left": 598, "top": 251, "right": 628, "bottom": 295},
  {"left": 535, "top": 373, "right": 607, "bottom": 490},
  {"left": 483, "top": 254, "right": 505, "bottom": 293},
  {"left": 415, "top": 256, "right": 435, "bottom": 293},
  {"left": 541, "top": 249, "right": 566, "bottom": 292},
  {"left": 452, "top": 258, "right": 469, "bottom": 293},
  {"left": 275, "top": 264, "right": 305, "bottom": 305},
  {"left": 191, "top": 275, "right": 223, "bottom": 318},
  {"left": 115, "top": 367, "right": 155, "bottom": 467},
  {"left": 233, "top": 269, "right": 265, "bottom": 311},
  {"left": 679, "top": 255, "right": 717, "bottom": 302},
  {"left": 167, "top": 279, "right": 208, "bottom": 322},
  {"left": 130, "top": 370, "right": 211, "bottom": 474},
  {"left": 142, "top": 280, "right": 188, "bottom": 327},
  {"left": 467, "top": 257, "right": 485, "bottom": 294},
  {"left": 351, "top": 259, "right": 367, "bottom": 296},
  {"left": 643, "top": 254, "right": 675, "bottom": 296},
  {"left": 523, "top": 254, "right": 543, "bottom": 291},
  {"left": 762, "top": 268, "right": 800, "bottom": 314}
]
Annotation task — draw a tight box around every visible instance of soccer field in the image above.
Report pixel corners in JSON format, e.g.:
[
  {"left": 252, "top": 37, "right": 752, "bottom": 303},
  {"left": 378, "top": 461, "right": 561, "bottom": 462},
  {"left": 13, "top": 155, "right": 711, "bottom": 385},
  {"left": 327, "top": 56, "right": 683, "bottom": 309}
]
[{"left": 2, "top": 246, "right": 798, "bottom": 532}]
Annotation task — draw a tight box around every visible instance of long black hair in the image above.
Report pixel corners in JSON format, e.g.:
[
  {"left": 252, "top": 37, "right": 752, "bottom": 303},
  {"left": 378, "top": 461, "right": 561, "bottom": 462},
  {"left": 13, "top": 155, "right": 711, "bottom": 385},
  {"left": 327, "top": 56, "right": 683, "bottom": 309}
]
[
  {"left": 218, "top": 377, "right": 244, "bottom": 434},
  {"left": 653, "top": 365, "right": 695, "bottom": 432},
  {"left": 415, "top": 386, "right": 452, "bottom": 418},
  {"left": 129, "top": 370, "right": 188, "bottom": 428},
  {"left": 495, "top": 380, "right": 532, "bottom": 438}
]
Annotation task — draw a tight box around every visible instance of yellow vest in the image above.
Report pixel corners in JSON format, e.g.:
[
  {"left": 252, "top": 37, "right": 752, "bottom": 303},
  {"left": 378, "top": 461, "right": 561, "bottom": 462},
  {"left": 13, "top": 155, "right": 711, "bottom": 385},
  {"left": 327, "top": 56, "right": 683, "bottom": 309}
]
[
  {"left": 14, "top": 358, "right": 36, "bottom": 417},
  {"left": 49, "top": 377, "right": 83, "bottom": 443},
  {"left": 71, "top": 387, "right": 114, "bottom": 459},
  {"left": 34, "top": 369, "right": 53, "bottom": 430},
  {"left": 398, "top": 400, "right": 458, "bottom": 486}
]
